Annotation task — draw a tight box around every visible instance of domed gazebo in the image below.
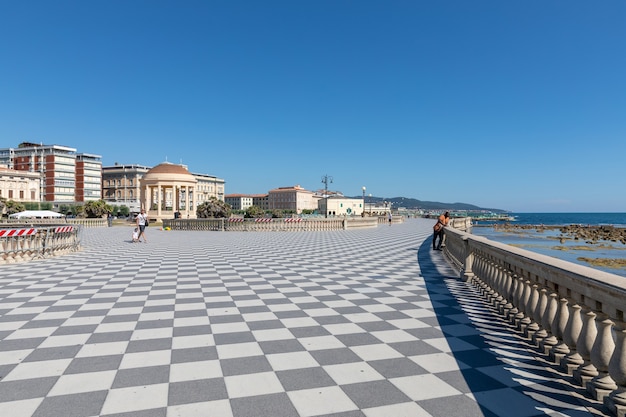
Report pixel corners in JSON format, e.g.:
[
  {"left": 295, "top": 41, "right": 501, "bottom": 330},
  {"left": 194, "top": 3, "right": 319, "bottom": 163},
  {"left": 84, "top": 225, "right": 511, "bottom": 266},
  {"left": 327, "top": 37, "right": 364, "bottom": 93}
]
[{"left": 140, "top": 162, "right": 198, "bottom": 221}]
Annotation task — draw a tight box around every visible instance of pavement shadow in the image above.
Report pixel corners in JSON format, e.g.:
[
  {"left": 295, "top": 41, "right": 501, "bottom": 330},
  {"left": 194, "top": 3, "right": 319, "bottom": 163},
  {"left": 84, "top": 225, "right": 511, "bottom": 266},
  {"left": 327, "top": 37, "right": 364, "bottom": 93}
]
[{"left": 415, "top": 239, "right": 606, "bottom": 416}]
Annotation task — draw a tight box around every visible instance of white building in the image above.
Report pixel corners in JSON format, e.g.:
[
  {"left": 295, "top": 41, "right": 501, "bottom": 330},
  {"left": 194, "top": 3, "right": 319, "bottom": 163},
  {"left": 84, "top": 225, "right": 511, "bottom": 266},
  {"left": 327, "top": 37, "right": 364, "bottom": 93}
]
[
  {"left": 0, "top": 164, "right": 41, "bottom": 203},
  {"left": 319, "top": 196, "right": 364, "bottom": 217}
]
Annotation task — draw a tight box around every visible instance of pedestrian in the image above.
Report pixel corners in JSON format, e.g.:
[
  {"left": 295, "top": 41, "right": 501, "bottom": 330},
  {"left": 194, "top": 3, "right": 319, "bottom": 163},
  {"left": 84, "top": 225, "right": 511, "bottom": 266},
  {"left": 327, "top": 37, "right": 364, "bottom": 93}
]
[
  {"left": 132, "top": 227, "right": 139, "bottom": 243},
  {"left": 107, "top": 212, "right": 113, "bottom": 227},
  {"left": 136, "top": 209, "right": 148, "bottom": 243},
  {"left": 388, "top": 212, "right": 392, "bottom": 226},
  {"left": 433, "top": 211, "right": 449, "bottom": 250}
]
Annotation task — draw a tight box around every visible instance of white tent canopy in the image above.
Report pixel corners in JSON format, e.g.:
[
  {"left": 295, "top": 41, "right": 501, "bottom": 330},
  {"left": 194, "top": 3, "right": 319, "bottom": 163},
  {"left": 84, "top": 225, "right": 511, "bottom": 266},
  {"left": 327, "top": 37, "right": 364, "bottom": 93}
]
[{"left": 8, "top": 210, "right": 65, "bottom": 219}]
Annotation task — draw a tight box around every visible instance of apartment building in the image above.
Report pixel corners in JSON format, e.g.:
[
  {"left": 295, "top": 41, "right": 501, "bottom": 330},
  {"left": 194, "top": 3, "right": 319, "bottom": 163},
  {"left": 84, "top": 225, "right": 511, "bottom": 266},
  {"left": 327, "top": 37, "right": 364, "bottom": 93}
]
[
  {"left": 192, "top": 172, "right": 225, "bottom": 204},
  {"left": 225, "top": 194, "right": 254, "bottom": 211},
  {"left": 267, "top": 185, "right": 319, "bottom": 214},
  {"left": 0, "top": 164, "right": 41, "bottom": 203},
  {"left": 0, "top": 142, "right": 102, "bottom": 207},
  {"left": 101, "top": 164, "right": 151, "bottom": 213}
]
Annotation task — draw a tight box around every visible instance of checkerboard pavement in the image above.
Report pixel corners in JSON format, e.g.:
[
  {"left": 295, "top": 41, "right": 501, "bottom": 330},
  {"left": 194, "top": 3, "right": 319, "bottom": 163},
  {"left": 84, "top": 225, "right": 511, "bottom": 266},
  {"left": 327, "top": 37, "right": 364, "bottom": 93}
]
[{"left": 0, "top": 219, "right": 608, "bottom": 416}]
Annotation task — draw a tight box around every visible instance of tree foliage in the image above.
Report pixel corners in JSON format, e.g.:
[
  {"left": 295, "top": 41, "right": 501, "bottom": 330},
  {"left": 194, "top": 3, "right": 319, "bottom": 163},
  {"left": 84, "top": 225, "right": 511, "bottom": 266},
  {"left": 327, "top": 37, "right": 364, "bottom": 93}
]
[
  {"left": 244, "top": 205, "right": 265, "bottom": 218},
  {"left": 196, "top": 197, "right": 231, "bottom": 218},
  {"left": 0, "top": 198, "right": 26, "bottom": 216},
  {"left": 84, "top": 199, "right": 113, "bottom": 218}
]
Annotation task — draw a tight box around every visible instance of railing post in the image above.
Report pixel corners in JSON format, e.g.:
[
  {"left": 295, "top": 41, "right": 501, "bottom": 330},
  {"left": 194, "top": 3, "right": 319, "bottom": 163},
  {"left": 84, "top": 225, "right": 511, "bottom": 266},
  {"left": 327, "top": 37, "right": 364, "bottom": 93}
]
[
  {"left": 588, "top": 315, "right": 618, "bottom": 401},
  {"left": 573, "top": 307, "right": 599, "bottom": 388},
  {"left": 605, "top": 321, "right": 626, "bottom": 416},
  {"left": 560, "top": 302, "right": 584, "bottom": 374},
  {"left": 539, "top": 292, "right": 559, "bottom": 356},
  {"left": 532, "top": 287, "right": 549, "bottom": 347},
  {"left": 550, "top": 297, "right": 571, "bottom": 364},
  {"left": 459, "top": 236, "right": 473, "bottom": 282}
]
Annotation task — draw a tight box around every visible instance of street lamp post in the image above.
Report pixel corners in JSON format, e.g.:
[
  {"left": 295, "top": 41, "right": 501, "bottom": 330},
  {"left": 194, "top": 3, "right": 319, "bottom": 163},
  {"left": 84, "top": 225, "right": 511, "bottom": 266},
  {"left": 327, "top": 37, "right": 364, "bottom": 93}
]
[
  {"left": 362, "top": 186, "right": 366, "bottom": 217},
  {"left": 322, "top": 174, "right": 333, "bottom": 218}
]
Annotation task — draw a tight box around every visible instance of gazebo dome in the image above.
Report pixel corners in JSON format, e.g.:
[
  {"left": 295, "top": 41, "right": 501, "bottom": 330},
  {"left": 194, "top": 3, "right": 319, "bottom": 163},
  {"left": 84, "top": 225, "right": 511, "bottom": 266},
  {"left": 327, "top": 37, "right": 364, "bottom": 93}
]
[{"left": 143, "top": 162, "right": 195, "bottom": 180}]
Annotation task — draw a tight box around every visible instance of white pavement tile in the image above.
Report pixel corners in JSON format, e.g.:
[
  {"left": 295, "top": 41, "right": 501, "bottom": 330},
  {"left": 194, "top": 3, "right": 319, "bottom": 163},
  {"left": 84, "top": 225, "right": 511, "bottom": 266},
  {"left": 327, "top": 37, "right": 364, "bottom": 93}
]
[
  {"left": 224, "top": 372, "right": 283, "bottom": 398},
  {"left": 391, "top": 374, "right": 462, "bottom": 401},
  {"left": 170, "top": 360, "right": 223, "bottom": 382},
  {"left": 167, "top": 399, "right": 234, "bottom": 417},
  {"left": 101, "top": 383, "right": 169, "bottom": 415},
  {"left": 48, "top": 370, "right": 116, "bottom": 395},
  {"left": 323, "top": 362, "right": 384, "bottom": 385},
  {"left": 3, "top": 358, "right": 72, "bottom": 381},
  {"left": 266, "top": 351, "right": 319, "bottom": 371},
  {"left": 288, "top": 386, "right": 358, "bottom": 417},
  {"left": 363, "top": 401, "right": 431, "bottom": 417},
  {"left": 216, "top": 342, "right": 263, "bottom": 359}
]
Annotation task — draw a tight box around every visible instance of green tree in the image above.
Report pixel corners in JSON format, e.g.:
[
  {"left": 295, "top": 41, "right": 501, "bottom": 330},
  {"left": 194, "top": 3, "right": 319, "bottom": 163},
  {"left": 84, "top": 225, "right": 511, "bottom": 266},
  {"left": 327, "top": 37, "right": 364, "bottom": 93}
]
[
  {"left": 118, "top": 205, "right": 130, "bottom": 217},
  {"left": 196, "top": 197, "right": 232, "bottom": 218},
  {"left": 3, "top": 199, "right": 26, "bottom": 215},
  {"left": 244, "top": 205, "right": 265, "bottom": 218},
  {"left": 73, "top": 205, "right": 85, "bottom": 218},
  {"left": 59, "top": 204, "right": 71, "bottom": 215},
  {"left": 84, "top": 199, "right": 112, "bottom": 218}
]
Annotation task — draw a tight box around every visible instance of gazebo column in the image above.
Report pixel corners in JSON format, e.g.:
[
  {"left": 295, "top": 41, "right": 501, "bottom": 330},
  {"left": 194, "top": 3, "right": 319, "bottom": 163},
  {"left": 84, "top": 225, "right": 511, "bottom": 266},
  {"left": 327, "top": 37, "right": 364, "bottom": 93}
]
[
  {"left": 144, "top": 184, "right": 150, "bottom": 211},
  {"left": 157, "top": 183, "right": 163, "bottom": 218},
  {"left": 185, "top": 185, "right": 191, "bottom": 218}
]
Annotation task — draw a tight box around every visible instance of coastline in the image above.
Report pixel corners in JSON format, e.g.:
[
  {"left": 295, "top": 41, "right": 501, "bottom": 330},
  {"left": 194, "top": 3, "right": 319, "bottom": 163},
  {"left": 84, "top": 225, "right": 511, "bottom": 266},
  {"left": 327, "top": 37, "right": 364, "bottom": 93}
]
[{"left": 470, "top": 214, "right": 626, "bottom": 278}]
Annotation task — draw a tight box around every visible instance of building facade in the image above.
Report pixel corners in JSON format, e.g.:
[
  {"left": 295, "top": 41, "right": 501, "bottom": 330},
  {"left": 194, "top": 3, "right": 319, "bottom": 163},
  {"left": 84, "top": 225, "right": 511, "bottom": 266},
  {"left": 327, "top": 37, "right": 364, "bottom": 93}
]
[
  {"left": 267, "top": 185, "right": 318, "bottom": 214},
  {"left": 192, "top": 172, "right": 225, "bottom": 205},
  {"left": 75, "top": 153, "right": 102, "bottom": 202},
  {"left": 318, "top": 196, "right": 364, "bottom": 217},
  {"left": 0, "top": 165, "right": 41, "bottom": 203},
  {"left": 0, "top": 142, "right": 102, "bottom": 207},
  {"left": 225, "top": 194, "right": 254, "bottom": 211},
  {"left": 102, "top": 164, "right": 151, "bottom": 213}
]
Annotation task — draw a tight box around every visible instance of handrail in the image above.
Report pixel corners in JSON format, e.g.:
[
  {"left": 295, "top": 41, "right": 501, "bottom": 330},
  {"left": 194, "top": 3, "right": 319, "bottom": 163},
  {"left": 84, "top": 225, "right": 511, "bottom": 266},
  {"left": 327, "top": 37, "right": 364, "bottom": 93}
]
[
  {"left": 162, "top": 217, "right": 384, "bottom": 231},
  {"left": 443, "top": 222, "right": 626, "bottom": 414},
  {"left": 0, "top": 225, "right": 81, "bottom": 264},
  {"left": 4, "top": 218, "right": 107, "bottom": 228}
]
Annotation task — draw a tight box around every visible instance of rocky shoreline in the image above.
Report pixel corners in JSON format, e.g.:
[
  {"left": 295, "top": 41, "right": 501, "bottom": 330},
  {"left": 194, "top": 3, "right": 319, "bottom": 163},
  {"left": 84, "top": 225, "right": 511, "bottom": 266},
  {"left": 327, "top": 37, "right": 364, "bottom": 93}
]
[{"left": 492, "top": 223, "right": 626, "bottom": 245}]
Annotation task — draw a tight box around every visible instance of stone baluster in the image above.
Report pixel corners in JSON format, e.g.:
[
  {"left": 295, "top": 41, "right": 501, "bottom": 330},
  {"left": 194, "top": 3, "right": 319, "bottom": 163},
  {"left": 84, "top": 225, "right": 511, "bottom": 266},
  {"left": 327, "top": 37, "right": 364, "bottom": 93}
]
[
  {"left": 560, "top": 302, "right": 584, "bottom": 374},
  {"left": 588, "top": 315, "right": 618, "bottom": 402},
  {"left": 523, "top": 283, "right": 540, "bottom": 339},
  {"left": 483, "top": 259, "right": 497, "bottom": 301},
  {"left": 605, "top": 321, "right": 626, "bottom": 416},
  {"left": 460, "top": 236, "right": 474, "bottom": 283},
  {"left": 573, "top": 307, "right": 599, "bottom": 388},
  {"left": 511, "top": 276, "right": 526, "bottom": 329},
  {"left": 490, "top": 264, "right": 504, "bottom": 308},
  {"left": 531, "top": 287, "right": 549, "bottom": 347},
  {"left": 500, "top": 269, "right": 515, "bottom": 318},
  {"left": 550, "top": 297, "right": 570, "bottom": 364},
  {"left": 539, "top": 292, "right": 559, "bottom": 356}
]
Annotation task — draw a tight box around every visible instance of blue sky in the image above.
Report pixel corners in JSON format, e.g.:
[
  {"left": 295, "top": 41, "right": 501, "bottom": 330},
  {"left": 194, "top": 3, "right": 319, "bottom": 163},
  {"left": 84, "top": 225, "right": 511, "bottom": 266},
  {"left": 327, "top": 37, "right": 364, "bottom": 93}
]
[{"left": 1, "top": 1, "right": 625, "bottom": 212}]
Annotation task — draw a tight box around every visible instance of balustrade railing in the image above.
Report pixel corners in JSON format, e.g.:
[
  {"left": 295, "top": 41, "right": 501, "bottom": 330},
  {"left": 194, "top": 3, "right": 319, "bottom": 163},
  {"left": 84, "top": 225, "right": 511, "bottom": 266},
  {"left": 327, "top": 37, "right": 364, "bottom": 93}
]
[
  {"left": 443, "top": 223, "right": 626, "bottom": 416},
  {"left": 163, "top": 217, "right": 381, "bottom": 231},
  {"left": 0, "top": 225, "right": 81, "bottom": 264}
]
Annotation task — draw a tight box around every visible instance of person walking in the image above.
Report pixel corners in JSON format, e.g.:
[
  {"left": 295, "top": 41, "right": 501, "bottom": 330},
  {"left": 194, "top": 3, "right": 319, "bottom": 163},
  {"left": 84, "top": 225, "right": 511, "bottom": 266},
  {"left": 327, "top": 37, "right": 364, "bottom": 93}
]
[
  {"left": 433, "top": 211, "right": 449, "bottom": 250},
  {"left": 136, "top": 209, "right": 148, "bottom": 243}
]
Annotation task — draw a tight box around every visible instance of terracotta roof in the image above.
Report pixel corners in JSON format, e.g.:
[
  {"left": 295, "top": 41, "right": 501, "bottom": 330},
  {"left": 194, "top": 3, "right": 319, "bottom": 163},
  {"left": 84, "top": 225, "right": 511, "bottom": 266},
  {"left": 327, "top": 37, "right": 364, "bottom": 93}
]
[{"left": 145, "top": 162, "right": 192, "bottom": 176}]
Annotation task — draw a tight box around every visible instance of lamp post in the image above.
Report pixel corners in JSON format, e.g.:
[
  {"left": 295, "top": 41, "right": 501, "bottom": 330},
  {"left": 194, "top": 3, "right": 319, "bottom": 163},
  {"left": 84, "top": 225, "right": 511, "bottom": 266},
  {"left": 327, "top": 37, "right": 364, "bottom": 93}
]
[
  {"left": 362, "top": 186, "right": 366, "bottom": 217},
  {"left": 322, "top": 174, "right": 333, "bottom": 218}
]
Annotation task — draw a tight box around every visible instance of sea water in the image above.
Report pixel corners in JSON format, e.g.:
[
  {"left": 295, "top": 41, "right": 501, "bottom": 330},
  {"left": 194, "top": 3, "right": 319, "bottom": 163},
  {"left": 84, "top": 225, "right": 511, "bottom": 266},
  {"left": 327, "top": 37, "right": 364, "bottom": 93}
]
[{"left": 470, "top": 213, "right": 626, "bottom": 278}]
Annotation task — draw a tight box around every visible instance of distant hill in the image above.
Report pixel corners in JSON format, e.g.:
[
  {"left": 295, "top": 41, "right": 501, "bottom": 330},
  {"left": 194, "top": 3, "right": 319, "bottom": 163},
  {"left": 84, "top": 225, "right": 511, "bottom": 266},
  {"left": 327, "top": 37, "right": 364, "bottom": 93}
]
[{"left": 355, "top": 196, "right": 507, "bottom": 213}]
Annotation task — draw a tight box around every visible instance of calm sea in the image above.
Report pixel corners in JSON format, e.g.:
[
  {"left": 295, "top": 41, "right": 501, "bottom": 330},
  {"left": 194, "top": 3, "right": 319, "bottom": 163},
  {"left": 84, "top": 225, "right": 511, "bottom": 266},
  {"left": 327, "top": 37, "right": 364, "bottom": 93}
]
[{"left": 470, "top": 213, "right": 626, "bottom": 278}]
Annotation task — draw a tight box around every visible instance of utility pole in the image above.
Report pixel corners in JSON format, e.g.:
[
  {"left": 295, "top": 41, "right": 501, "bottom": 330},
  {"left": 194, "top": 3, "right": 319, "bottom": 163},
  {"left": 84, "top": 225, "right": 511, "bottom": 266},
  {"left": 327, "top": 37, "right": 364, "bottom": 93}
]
[{"left": 321, "top": 174, "right": 333, "bottom": 218}]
